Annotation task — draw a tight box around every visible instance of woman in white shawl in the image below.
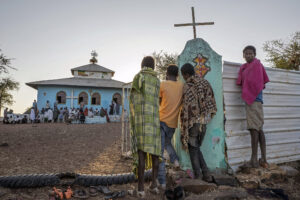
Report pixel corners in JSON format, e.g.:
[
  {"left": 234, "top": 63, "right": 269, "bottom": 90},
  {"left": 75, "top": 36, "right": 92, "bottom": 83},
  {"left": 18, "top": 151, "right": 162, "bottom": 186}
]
[{"left": 30, "top": 108, "right": 35, "bottom": 123}]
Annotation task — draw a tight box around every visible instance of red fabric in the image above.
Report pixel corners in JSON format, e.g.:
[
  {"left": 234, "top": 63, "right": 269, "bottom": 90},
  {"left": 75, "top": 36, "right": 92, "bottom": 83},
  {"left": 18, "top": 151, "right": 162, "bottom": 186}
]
[
  {"left": 236, "top": 58, "right": 269, "bottom": 105},
  {"left": 84, "top": 108, "right": 88, "bottom": 116}
]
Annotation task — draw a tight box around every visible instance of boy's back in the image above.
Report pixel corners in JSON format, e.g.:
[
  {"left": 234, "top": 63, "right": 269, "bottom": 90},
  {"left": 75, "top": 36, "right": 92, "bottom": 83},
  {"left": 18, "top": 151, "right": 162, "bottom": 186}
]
[{"left": 159, "top": 80, "right": 183, "bottom": 128}]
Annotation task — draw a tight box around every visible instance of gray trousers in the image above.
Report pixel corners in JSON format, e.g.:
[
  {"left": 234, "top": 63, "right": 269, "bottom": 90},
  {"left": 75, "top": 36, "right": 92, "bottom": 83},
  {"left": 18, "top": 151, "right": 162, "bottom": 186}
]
[{"left": 188, "top": 123, "right": 209, "bottom": 178}]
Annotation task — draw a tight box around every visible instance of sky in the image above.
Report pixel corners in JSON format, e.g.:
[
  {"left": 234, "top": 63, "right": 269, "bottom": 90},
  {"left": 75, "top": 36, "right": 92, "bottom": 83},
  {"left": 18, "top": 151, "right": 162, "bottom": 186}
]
[{"left": 0, "top": 0, "right": 299, "bottom": 114}]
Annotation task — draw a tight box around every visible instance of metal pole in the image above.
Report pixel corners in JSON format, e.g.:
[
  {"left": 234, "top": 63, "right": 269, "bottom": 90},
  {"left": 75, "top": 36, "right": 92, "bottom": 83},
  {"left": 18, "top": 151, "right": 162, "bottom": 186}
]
[{"left": 191, "top": 7, "right": 196, "bottom": 39}]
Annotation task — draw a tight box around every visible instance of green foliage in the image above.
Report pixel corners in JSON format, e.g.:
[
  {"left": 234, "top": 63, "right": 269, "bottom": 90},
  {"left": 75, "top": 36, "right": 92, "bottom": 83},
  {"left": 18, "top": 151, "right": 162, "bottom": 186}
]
[
  {"left": 152, "top": 51, "right": 178, "bottom": 80},
  {"left": 0, "top": 49, "right": 16, "bottom": 74},
  {"left": 0, "top": 49, "right": 19, "bottom": 115},
  {"left": 0, "top": 78, "right": 19, "bottom": 114},
  {"left": 263, "top": 32, "right": 300, "bottom": 71}
]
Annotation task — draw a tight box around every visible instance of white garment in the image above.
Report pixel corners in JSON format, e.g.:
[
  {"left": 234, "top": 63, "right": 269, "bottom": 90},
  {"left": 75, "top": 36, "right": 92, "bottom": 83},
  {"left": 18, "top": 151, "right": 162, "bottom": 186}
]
[
  {"left": 30, "top": 109, "right": 35, "bottom": 121},
  {"left": 48, "top": 109, "right": 53, "bottom": 121},
  {"left": 88, "top": 110, "right": 94, "bottom": 118}
]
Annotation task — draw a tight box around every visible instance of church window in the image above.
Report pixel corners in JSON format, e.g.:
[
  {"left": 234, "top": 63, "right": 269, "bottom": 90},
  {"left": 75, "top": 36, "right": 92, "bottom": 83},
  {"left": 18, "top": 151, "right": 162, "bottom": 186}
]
[
  {"left": 91, "top": 93, "right": 101, "bottom": 105},
  {"left": 56, "top": 91, "right": 66, "bottom": 104},
  {"left": 78, "top": 92, "right": 88, "bottom": 105}
]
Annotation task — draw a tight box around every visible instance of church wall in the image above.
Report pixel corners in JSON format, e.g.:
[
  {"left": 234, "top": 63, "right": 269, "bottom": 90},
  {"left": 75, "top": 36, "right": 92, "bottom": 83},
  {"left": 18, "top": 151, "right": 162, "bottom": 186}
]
[{"left": 36, "top": 86, "right": 128, "bottom": 112}]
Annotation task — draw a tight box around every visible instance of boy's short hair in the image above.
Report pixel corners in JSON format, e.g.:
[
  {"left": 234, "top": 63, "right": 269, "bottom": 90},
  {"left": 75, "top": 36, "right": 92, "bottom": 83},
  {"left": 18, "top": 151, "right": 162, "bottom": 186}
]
[
  {"left": 243, "top": 45, "right": 256, "bottom": 55},
  {"left": 181, "top": 63, "right": 195, "bottom": 76},
  {"left": 167, "top": 64, "right": 178, "bottom": 76},
  {"left": 141, "top": 56, "right": 155, "bottom": 69}
]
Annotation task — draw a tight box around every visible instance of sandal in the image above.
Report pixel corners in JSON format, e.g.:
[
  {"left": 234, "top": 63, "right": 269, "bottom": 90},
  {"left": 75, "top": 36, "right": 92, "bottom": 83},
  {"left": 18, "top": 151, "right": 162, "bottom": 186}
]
[
  {"left": 89, "top": 186, "right": 98, "bottom": 197},
  {"left": 97, "top": 185, "right": 112, "bottom": 195},
  {"left": 73, "top": 189, "right": 89, "bottom": 199},
  {"left": 137, "top": 191, "right": 145, "bottom": 199},
  {"left": 259, "top": 159, "right": 269, "bottom": 168}
]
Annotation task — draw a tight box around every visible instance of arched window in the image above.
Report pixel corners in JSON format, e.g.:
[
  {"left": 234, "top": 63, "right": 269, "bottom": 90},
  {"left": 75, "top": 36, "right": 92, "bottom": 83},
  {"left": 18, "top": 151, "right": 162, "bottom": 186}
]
[
  {"left": 78, "top": 92, "right": 88, "bottom": 105},
  {"left": 56, "top": 91, "right": 66, "bottom": 104},
  {"left": 91, "top": 93, "right": 101, "bottom": 105},
  {"left": 112, "top": 92, "right": 122, "bottom": 105}
]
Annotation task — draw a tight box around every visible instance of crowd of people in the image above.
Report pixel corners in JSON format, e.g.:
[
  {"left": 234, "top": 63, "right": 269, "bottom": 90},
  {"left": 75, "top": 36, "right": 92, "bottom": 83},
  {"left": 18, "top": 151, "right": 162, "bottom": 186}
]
[{"left": 3, "top": 98, "right": 122, "bottom": 124}]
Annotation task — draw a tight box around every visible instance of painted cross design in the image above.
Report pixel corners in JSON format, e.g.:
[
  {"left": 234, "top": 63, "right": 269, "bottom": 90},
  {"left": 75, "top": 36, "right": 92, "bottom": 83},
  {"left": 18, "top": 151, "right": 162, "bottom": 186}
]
[{"left": 193, "top": 54, "right": 211, "bottom": 78}]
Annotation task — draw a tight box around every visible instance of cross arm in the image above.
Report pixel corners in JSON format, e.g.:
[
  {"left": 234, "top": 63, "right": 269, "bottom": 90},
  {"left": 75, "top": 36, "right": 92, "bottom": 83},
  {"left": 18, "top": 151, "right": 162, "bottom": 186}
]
[{"left": 174, "top": 22, "right": 214, "bottom": 27}]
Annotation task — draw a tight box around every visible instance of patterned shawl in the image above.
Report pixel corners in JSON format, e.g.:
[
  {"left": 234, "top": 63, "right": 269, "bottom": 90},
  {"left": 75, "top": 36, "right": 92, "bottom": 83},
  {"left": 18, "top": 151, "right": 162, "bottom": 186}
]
[
  {"left": 180, "top": 75, "right": 217, "bottom": 149},
  {"left": 129, "top": 67, "right": 161, "bottom": 174}
]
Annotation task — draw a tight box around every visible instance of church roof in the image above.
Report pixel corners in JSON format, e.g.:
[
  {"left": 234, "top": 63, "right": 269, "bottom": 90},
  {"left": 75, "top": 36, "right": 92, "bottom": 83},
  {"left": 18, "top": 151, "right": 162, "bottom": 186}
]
[
  {"left": 71, "top": 63, "right": 114, "bottom": 75},
  {"left": 26, "top": 77, "right": 125, "bottom": 90}
]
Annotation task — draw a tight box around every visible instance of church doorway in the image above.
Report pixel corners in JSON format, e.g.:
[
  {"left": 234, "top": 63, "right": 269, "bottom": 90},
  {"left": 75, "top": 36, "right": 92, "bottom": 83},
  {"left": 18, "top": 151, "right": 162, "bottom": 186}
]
[
  {"left": 112, "top": 93, "right": 122, "bottom": 105},
  {"left": 109, "top": 92, "right": 122, "bottom": 115}
]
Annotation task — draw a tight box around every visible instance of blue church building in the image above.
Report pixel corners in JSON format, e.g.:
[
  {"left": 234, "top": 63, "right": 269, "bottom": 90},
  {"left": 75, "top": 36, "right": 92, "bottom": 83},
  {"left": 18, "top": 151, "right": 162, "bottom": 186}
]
[{"left": 26, "top": 53, "right": 127, "bottom": 113}]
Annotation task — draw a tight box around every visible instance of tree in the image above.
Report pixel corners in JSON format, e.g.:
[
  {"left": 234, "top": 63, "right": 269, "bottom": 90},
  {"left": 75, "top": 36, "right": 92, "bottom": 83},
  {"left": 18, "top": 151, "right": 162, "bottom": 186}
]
[
  {"left": 0, "top": 49, "right": 19, "bottom": 115},
  {"left": 263, "top": 32, "right": 300, "bottom": 71},
  {"left": 0, "top": 49, "right": 16, "bottom": 74},
  {"left": 152, "top": 51, "right": 178, "bottom": 80},
  {"left": 0, "top": 78, "right": 19, "bottom": 115}
]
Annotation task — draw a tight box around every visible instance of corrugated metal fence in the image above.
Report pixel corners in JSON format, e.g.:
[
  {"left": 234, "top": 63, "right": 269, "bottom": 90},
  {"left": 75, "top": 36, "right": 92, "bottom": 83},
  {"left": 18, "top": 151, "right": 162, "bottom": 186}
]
[{"left": 223, "top": 61, "right": 300, "bottom": 171}]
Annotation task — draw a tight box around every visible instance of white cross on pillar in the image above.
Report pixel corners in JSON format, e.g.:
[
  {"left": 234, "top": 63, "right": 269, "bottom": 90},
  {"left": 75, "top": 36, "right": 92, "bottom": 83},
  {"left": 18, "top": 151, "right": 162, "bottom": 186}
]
[{"left": 66, "top": 89, "right": 77, "bottom": 108}]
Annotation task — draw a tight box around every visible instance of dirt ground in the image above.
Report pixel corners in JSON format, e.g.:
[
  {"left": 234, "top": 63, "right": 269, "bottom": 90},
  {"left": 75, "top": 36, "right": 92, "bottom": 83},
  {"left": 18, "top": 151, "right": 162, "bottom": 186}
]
[
  {"left": 0, "top": 123, "right": 132, "bottom": 175},
  {"left": 0, "top": 123, "right": 300, "bottom": 200}
]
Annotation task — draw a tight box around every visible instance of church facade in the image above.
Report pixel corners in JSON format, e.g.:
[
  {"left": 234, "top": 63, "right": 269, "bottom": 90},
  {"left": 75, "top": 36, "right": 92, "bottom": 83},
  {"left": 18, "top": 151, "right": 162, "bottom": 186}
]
[{"left": 26, "top": 54, "right": 127, "bottom": 113}]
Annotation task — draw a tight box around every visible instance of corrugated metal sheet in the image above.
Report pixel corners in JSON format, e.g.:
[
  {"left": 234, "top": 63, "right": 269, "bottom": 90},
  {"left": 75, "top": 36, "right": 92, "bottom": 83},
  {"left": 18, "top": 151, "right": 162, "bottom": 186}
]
[{"left": 223, "top": 61, "right": 300, "bottom": 171}]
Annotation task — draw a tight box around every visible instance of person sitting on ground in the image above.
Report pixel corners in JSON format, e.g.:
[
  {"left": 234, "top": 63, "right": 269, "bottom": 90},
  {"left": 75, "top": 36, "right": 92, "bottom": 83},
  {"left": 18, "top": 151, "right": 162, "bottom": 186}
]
[
  {"left": 236, "top": 45, "right": 270, "bottom": 168},
  {"left": 15, "top": 115, "right": 21, "bottom": 124},
  {"left": 157, "top": 65, "right": 183, "bottom": 189},
  {"left": 180, "top": 63, "right": 217, "bottom": 182},
  {"left": 129, "top": 56, "right": 161, "bottom": 197},
  {"left": 22, "top": 115, "right": 28, "bottom": 124},
  {"left": 94, "top": 108, "right": 99, "bottom": 116}
]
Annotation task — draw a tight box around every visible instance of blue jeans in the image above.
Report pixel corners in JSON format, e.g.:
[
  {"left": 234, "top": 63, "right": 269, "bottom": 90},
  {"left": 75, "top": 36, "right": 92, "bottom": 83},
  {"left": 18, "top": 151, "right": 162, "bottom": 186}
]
[{"left": 158, "top": 121, "right": 179, "bottom": 185}]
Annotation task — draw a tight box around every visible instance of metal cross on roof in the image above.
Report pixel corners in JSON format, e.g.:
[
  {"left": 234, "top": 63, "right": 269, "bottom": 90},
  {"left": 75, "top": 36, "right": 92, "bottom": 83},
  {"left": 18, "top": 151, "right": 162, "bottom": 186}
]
[
  {"left": 174, "top": 7, "right": 214, "bottom": 39},
  {"left": 90, "top": 50, "right": 98, "bottom": 64}
]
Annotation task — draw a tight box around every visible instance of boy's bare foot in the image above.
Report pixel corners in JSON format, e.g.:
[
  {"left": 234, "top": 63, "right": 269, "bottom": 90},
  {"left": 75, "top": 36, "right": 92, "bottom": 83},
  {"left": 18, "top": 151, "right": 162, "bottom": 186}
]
[{"left": 259, "top": 158, "right": 269, "bottom": 168}]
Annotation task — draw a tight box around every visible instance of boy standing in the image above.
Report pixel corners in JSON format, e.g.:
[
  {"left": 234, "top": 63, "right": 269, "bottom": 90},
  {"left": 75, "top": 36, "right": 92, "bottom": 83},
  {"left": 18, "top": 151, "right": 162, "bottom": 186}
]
[
  {"left": 236, "top": 45, "right": 269, "bottom": 168},
  {"left": 158, "top": 65, "right": 183, "bottom": 188},
  {"left": 180, "top": 63, "right": 217, "bottom": 182},
  {"left": 130, "top": 56, "right": 161, "bottom": 198}
]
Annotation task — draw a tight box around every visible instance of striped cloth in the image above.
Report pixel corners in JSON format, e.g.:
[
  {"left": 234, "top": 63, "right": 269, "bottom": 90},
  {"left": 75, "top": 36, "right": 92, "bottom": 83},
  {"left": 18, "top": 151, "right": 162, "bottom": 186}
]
[{"left": 129, "top": 67, "right": 161, "bottom": 173}]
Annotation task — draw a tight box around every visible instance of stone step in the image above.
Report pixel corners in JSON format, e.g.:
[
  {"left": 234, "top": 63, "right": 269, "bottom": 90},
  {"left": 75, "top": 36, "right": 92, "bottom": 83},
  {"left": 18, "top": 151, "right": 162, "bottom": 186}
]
[{"left": 179, "top": 178, "right": 217, "bottom": 194}]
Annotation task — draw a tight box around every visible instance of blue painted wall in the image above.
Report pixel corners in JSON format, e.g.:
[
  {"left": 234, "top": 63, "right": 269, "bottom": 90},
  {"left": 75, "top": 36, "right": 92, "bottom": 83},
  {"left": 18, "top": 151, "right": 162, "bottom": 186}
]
[
  {"left": 174, "top": 38, "right": 227, "bottom": 171},
  {"left": 36, "top": 86, "right": 129, "bottom": 112}
]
